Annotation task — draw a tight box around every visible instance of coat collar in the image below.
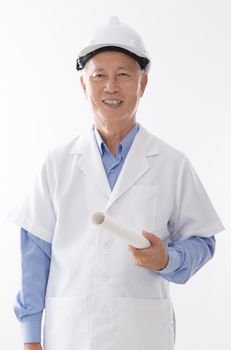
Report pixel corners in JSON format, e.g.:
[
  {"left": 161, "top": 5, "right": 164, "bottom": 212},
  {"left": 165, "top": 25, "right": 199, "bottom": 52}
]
[{"left": 70, "top": 123, "right": 159, "bottom": 210}]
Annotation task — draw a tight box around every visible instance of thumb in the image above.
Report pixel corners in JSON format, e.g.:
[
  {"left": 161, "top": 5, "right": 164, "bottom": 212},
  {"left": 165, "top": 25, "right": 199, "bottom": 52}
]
[{"left": 142, "top": 230, "right": 160, "bottom": 244}]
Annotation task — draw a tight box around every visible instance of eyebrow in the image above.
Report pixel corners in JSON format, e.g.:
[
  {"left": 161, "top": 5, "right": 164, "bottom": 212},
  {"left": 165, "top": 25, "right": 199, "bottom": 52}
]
[
  {"left": 93, "top": 68, "right": 105, "bottom": 72},
  {"left": 93, "top": 66, "right": 131, "bottom": 72},
  {"left": 117, "top": 66, "right": 130, "bottom": 70}
]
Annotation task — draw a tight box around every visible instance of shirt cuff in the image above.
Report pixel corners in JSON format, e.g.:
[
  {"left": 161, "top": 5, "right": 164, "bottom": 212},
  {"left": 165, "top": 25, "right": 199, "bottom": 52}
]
[
  {"left": 21, "top": 319, "right": 42, "bottom": 343},
  {"left": 157, "top": 247, "right": 182, "bottom": 275}
]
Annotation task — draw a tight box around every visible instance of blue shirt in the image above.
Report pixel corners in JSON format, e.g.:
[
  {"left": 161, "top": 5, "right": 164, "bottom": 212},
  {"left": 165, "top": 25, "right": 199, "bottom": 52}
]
[{"left": 14, "top": 123, "right": 216, "bottom": 343}]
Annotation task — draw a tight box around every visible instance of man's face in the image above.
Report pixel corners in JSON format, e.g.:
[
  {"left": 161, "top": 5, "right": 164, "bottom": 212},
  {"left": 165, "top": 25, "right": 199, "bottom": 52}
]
[{"left": 80, "top": 51, "right": 148, "bottom": 127}]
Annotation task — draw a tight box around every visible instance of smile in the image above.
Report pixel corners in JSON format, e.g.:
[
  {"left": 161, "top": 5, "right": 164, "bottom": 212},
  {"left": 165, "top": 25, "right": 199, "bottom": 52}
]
[{"left": 102, "top": 99, "right": 123, "bottom": 107}]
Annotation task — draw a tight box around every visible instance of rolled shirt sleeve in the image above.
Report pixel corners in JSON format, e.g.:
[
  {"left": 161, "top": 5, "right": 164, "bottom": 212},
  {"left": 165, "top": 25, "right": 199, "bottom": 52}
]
[
  {"left": 14, "top": 228, "right": 51, "bottom": 343},
  {"left": 158, "top": 235, "right": 216, "bottom": 284}
]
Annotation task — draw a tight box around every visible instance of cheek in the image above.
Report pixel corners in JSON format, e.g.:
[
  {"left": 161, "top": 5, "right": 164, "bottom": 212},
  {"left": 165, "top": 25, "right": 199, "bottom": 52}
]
[
  {"left": 84, "top": 86, "right": 93, "bottom": 101},
  {"left": 87, "top": 84, "right": 101, "bottom": 101},
  {"left": 129, "top": 85, "right": 142, "bottom": 103},
  {"left": 87, "top": 90, "right": 101, "bottom": 109}
]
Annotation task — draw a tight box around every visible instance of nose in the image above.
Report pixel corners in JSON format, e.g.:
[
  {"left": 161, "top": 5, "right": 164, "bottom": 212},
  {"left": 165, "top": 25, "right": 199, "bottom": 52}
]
[{"left": 104, "top": 76, "right": 120, "bottom": 94}]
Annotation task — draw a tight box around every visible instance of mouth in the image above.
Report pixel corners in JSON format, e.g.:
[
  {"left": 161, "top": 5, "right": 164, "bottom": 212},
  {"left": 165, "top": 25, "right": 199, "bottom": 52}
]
[{"left": 102, "top": 99, "right": 123, "bottom": 108}]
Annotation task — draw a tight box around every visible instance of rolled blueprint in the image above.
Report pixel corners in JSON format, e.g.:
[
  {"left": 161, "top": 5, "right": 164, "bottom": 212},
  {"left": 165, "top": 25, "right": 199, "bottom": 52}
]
[{"left": 91, "top": 212, "right": 151, "bottom": 249}]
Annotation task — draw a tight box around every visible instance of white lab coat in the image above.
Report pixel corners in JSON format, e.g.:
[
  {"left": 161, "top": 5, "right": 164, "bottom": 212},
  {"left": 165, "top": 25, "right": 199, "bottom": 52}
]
[{"left": 8, "top": 124, "right": 224, "bottom": 350}]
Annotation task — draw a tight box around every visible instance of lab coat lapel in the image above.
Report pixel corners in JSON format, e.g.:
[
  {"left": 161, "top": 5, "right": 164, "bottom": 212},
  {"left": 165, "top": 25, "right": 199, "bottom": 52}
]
[
  {"left": 70, "top": 124, "right": 159, "bottom": 208},
  {"left": 70, "top": 127, "right": 111, "bottom": 198},
  {"left": 105, "top": 124, "right": 159, "bottom": 210}
]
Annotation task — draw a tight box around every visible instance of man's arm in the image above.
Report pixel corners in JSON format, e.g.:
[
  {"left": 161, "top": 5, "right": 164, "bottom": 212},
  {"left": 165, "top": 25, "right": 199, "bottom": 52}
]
[
  {"left": 24, "top": 344, "right": 42, "bottom": 350},
  {"left": 14, "top": 229, "right": 51, "bottom": 348},
  {"left": 128, "top": 232, "right": 215, "bottom": 284},
  {"left": 157, "top": 235, "right": 215, "bottom": 283}
]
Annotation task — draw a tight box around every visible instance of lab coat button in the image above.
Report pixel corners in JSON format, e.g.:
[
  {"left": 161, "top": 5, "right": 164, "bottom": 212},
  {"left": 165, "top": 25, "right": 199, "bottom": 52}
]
[
  {"left": 101, "top": 305, "right": 109, "bottom": 313},
  {"left": 104, "top": 241, "right": 112, "bottom": 249},
  {"left": 102, "top": 274, "right": 110, "bottom": 282}
]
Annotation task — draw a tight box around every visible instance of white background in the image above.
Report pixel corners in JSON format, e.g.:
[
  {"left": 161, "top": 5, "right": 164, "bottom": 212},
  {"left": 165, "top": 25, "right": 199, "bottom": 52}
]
[{"left": 0, "top": 0, "right": 230, "bottom": 349}]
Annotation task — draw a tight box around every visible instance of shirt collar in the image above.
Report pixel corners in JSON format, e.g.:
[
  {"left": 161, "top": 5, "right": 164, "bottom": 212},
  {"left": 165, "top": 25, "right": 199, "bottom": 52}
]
[{"left": 93, "top": 123, "right": 139, "bottom": 158}]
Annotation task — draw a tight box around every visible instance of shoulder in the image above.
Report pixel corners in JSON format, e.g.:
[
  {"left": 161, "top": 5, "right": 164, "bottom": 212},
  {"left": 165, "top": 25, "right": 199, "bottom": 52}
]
[
  {"left": 139, "top": 124, "right": 188, "bottom": 165},
  {"left": 46, "top": 127, "right": 92, "bottom": 166}
]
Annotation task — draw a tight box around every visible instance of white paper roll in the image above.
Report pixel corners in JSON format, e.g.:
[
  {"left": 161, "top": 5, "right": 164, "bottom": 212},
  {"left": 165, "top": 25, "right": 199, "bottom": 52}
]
[{"left": 91, "top": 212, "right": 151, "bottom": 249}]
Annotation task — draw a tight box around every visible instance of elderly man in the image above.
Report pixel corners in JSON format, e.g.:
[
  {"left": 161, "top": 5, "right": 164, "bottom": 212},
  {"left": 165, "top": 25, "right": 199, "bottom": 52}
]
[{"left": 9, "top": 17, "right": 224, "bottom": 350}]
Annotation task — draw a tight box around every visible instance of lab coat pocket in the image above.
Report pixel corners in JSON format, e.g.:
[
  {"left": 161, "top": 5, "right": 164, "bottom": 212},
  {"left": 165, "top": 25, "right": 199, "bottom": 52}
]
[
  {"left": 44, "top": 296, "right": 90, "bottom": 350},
  {"left": 115, "top": 297, "right": 174, "bottom": 350},
  {"left": 129, "top": 185, "right": 158, "bottom": 233}
]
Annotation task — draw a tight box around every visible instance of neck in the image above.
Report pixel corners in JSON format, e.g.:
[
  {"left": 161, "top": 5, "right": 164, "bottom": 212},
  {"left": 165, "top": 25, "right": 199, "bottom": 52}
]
[{"left": 95, "top": 120, "right": 136, "bottom": 157}]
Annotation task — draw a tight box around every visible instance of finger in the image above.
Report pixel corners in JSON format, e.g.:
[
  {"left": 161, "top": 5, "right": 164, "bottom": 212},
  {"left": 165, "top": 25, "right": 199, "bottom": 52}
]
[
  {"left": 142, "top": 231, "right": 156, "bottom": 245},
  {"left": 141, "top": 231, "right": 160, "bottom": 244},
  {"left": 128, "top": 244, "right": 139, "bottom": 252}
]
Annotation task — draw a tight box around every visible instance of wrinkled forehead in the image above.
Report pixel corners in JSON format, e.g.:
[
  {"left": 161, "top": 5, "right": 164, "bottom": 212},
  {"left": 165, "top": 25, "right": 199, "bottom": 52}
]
[{"left": 84, "top": 50, "right": 141, "bottom": 72}]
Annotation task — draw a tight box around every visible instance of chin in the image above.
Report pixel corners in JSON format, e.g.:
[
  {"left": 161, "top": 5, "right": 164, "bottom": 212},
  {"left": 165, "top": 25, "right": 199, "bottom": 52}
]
[{"left": 100, "top": 113, "right": 125, "bottom": 121}]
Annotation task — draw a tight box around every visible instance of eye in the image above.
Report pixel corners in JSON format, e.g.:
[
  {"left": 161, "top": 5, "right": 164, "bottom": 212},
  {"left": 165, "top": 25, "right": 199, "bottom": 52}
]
[
  {"left": 117, "top": 72, "right": 131, "bottom": 80},
  {"left": 118, "top": 72, "right": 129, "bottom": 77},
  {"left": 92, "top": 73, "right": 106, "bottom": 80}
]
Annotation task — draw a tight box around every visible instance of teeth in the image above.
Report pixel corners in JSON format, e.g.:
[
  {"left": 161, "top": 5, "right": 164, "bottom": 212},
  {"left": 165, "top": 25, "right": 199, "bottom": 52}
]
[{"left": 103, "top": 99, "right": 122, "bottom": 105}]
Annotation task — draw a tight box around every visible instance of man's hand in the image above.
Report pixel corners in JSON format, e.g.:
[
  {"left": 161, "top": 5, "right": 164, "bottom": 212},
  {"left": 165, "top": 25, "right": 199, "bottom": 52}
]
[
  {"left": 128, "top": 231, "right": 169, "bottom": 271},
  {"left": 24, "top": 343, "right": 42, "bottom": 350}
]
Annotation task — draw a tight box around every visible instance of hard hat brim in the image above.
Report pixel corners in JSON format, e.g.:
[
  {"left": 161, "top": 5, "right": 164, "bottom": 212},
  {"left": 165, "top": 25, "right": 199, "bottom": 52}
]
[{"left": 76, "top": 46, "right": 150, "bottom": 71}]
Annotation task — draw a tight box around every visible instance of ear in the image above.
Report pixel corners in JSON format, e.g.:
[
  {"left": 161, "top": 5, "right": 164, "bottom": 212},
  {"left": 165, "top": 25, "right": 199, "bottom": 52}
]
[
  {"left": 140, "top": 72, "right": 148, "bottom": 97},
  {"left": 80, "top": 74, "right": 88, "bottom": 98}
]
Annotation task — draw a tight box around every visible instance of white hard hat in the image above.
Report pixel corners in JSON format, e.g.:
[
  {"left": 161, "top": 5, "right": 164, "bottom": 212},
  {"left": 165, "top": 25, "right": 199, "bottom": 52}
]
[{"left": 76, "top": 16, "right": 151, "bottom": 72}]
